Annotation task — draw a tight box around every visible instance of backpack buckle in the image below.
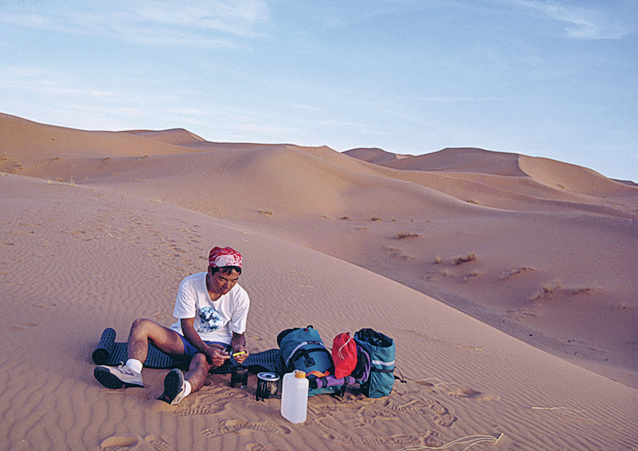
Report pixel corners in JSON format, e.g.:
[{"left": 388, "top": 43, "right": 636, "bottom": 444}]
[{"left": 304, "top": 356, "right": 315, "bottom": 367}]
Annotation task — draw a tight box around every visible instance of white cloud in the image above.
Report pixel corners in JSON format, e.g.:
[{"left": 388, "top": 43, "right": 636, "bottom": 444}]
[
  {"left": 514, "top": 0, "right": 632, "bottom": 40},
  {"left": 0, "top": 0, "right": 270, "bottom": 46},
  {"left": 420, "top": 96, "right": 501, "bottom": 102},
  {"left": 0, "top": 66, "right": 113, "bottom": 97},
  {"left": 132, "top": 0, "right": 269, "bottom": 35}
]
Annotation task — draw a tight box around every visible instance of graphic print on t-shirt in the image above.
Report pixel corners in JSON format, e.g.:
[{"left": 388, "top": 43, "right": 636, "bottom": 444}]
[{"left": 197, "top": 306, "right": 223, "bottom": 333}]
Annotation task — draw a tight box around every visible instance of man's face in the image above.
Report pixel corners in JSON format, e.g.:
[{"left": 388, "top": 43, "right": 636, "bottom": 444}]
[{"left": 208, "top": 267, "right": 240, "bottom": 296}]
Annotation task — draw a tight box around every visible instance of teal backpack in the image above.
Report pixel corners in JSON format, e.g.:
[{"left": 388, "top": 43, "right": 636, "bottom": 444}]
[
  {"left": 277, "top": 326, "right": 341, "bottom": 397},
  {"left": 354, "top": 328, "right": 396, "bottom": 398}
]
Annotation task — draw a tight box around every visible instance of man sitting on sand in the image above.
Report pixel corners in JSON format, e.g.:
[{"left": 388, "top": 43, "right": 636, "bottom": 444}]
[{"left": 94, "top": 246, "right": 250, "bottom": 405}]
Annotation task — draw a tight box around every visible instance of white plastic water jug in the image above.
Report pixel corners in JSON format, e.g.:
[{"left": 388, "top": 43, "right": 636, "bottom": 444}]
[{"left": 280, "top": 370, "right": 309, "bottom": 423}]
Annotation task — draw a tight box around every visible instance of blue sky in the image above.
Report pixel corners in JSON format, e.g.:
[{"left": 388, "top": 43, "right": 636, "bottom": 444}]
[{"left": 1, "top": 0, "right": 637, "bottom": 181}]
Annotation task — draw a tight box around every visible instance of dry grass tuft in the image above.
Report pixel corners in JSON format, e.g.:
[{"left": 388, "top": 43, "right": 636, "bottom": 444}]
[
  {"left": 501, "top": 267, "right": 535, "bottom": 280},
  {"left": 530, "top": 281, "right": 595, "bottom": 301},
  {"left": 530, "top": 280, "right": 562, "bottom": 301},
  {"left": 396, "top": 231, "right": 420, "bottom": 239},
  {"left": 453, "top": 253, "right": 478, "bottom": 266},
  {"left": 383, "top": 246, "right": 414, "bottom": 261},
  {"left": 464, "top": 271, "right": 480, "bottom": 282},
  {"left": 258, "top": 210, "right": 274, "bottom": 216},
  {"left": 371, "top": 217, "right": 382, "bottom": 222},
  {"left": 569, "top": 287, "right": 596, "bottom": 296},
  {"left": 7, "top": 162, "right": 24, "bottom": 173},
  {"left": 434, "top": 255, "right": 443, "bottom": 264}
]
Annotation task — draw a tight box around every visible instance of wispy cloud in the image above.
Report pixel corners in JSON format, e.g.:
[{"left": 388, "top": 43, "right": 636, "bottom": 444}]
[
  {"left": 513, "top": 0, "right": 632, "bottom": 40},
  {"left": 132, "top": 0, "right": 269, "bottom": 36},
  {"left": 0, "top": 0, "right": 269, "bottom": 46},
  {"left": 284, "top": 102, "right": 322, "bottom": 111},
  {"left": 0, "top": 66, "right": 116, "bottom": 97},
  {"left": 420, "top": 96, "right": 501, "bottom": 103}
]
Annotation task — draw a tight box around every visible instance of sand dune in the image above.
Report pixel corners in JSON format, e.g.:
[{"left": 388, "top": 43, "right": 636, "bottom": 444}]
[
  {"left": 377, "top": 147, "right": 528, "bottom": 177},
  {"left": 122, "top": 128, "right": 207, "bottom": 146},
  {"left": 343, "top": 147, "right": 408, "bottom": 164},
  {"left": 1, "top": 113, "right": 637, "bottom": 450}
]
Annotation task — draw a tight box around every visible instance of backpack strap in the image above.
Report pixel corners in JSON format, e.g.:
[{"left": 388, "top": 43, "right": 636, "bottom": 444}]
[
  {"left": 369, "top": 356, "right": 395, "bottom": 373},
  {"left": 371, "top": 355, "right": 395, "bottom": 366},
  {"left": 284, "top": 340, "right": 323, "bottom": 367},
  {"left": 285, "top": 344, "right": 332, "bottom": 372}
]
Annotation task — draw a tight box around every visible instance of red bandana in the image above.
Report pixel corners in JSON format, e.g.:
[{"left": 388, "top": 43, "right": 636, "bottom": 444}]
[{"left": 209, "top": 246, "right": 242, "bottom": 268}]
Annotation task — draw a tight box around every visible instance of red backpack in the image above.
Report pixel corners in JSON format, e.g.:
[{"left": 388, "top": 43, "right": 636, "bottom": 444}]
[{"left": 332, "top": 332, "right": 358, "bottom": 378}]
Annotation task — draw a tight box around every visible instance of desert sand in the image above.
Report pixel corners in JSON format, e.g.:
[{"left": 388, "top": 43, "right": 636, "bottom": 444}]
[{"left": 0, "top": 112, "right": 636, "bottom": 450}]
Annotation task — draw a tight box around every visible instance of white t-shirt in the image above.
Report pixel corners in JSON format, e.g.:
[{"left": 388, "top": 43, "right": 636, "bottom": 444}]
[{"left": 169, "top": 272, "right": 250, "bottom": 344}]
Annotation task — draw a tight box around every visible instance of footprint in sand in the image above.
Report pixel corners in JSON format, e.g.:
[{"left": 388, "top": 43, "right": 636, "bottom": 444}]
[
  {"left": 432, "top": 411, "right": 457, "bottom": 427},
  {"left": 202, "top": 419, "right": 291, "bottom": 439},
  {"left": 176, "top": 393, "right": 228, "bottom": 416},
  {"left": 396, "top": 388, "right": 428, "bottom": 395},
  {"left": 245, "top": 443, "right": 286, "bottom": 451},
  {"left": 384, "top": 399, "right": 458, "bottom": 428},
  {"left": 339, "top": 406, "right": 399, "bottom": 428},
  {"left": 427, "top": 402, "right": 457, "bottom": 427},
  {"left": 385, "top": 399, "right": 432, "bottom": 414},
  {"left": 151, "top": 309, "right": 167, "bottom": 321},
  {"left": 10, "top": 323, "right": 37, "bottom": 332},
  {"left": 100, "top": 436, "right": 138, "bottom": 449},
  {"left": 322, "top": 433, "right": 358, "bottom": 444},
  {"left": 447, "top": 387, "right": 500, "bottom": 402},
  {"left": 362, "top": 432, "right": 432, "bottom": 446},
  {"left": 100, "top": 435, "right": 175, "bottom": 451},
  {"left": 447, "top": 387, "right": 482, "bottom": 398}
]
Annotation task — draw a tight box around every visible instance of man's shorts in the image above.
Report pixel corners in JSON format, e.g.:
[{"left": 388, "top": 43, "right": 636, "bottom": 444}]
[{"left": 179, "top": 334, "right": 232, "bottom": 358}]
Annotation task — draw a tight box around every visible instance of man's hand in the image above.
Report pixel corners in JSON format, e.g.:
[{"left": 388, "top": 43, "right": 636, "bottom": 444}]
[
  {"left": 231, "top": 332, "right": 249, "bottom": 364},
  {"left": 232, "top": 346, "right": 249, "bottom": 364},
  {"left": 204, "top": 344, "right": 231, "bottom": 367}
]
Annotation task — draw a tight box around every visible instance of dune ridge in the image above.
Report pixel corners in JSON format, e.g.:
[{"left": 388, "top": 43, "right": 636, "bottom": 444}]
[{"left": 1, "top": 113, "right": 637, "bottom": 450}]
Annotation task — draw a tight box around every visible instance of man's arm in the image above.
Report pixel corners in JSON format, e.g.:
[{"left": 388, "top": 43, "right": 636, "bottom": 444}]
[
  {"left": 180, "top": 318, "right": 229, "bottom": 367},
  {"left": 231, "top": 332, "right": 249, "bottom": 364}
]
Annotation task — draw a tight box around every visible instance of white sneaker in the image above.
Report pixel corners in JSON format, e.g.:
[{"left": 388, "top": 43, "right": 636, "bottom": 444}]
[
  {"left": 94, "top": 364, "right": 144, "bottom": 389},
  {"left": 158, "top": 369, "right": 187, "bottom": 405}
]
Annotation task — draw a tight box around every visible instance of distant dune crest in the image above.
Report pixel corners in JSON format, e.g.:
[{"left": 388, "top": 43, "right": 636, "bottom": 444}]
[
  {"left": 122, "top": 128, "right": 206, "bottom": 146},
  {"left": 347, "top": 146, "right": 634, "bottom": 195}
]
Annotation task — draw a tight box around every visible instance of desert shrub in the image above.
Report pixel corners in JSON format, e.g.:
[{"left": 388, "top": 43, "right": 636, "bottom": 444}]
[
  {"left": 501, "top": 267, "right": 535, "bottom": 280},
  {"left": 453, "top": 253, "right": 477, "bottom": 265},
  {"left": 396, "top": 232, "right": 419, "bottom": 239}
]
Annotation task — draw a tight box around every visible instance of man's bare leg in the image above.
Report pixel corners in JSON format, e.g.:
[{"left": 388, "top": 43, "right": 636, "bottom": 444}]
[
  {"left": 159, "top": 353, "right": 218, "bottom": 405},
  {"left": 94, "top": 318, "right": 185, "bottom": 389},
  {"left": 127, "top": 318, "right": 185, "bottom": 361}
]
